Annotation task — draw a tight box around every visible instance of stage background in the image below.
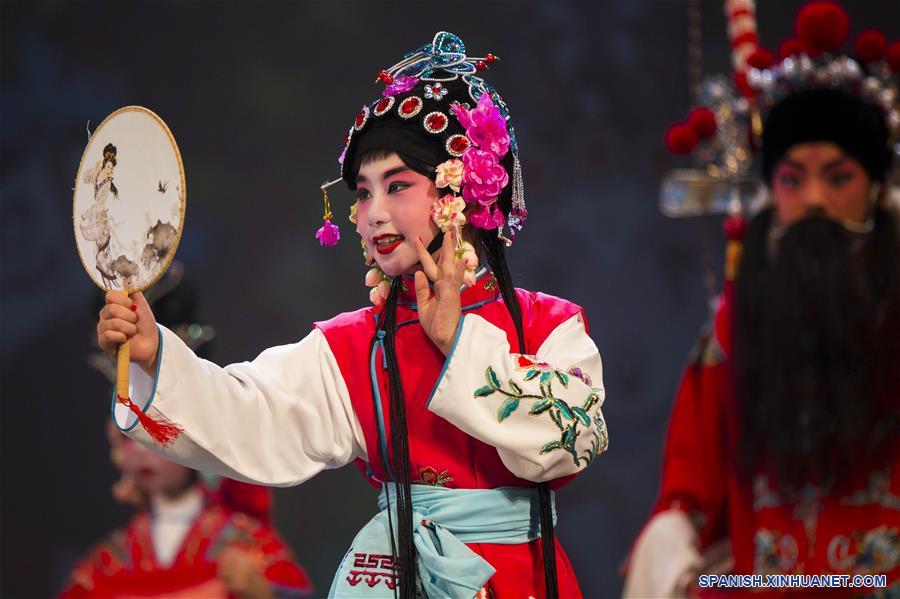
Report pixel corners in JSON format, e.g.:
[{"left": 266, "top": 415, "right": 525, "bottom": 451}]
[{"left": 2, "top": 1, "right": 897, "bottom": 596}]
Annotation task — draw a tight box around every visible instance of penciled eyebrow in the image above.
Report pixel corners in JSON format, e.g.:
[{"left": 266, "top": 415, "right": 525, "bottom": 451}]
[
  {"left": 780, "top": 154, "right": 849, "bottom": 173},
  {"left": 356, "top": 166, "right": 411, "bottom": 185},
  {"left": 779, "top": 159, "right": 806, "bottom": 172},
  {"left": 821, "top": 156, "right": 850, "bottom": 171}
]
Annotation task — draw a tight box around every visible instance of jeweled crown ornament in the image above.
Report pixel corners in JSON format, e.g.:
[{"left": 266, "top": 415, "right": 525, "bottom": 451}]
[{"left": 661, "top": 0, "right": 899, "bottom": 218}]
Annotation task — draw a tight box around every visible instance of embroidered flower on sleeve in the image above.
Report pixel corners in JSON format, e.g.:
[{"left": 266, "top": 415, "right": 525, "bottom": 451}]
[
  {"left": 474, "top": 358, "right": 606, "bottom": 468},
  {"left": 566, "top": 366, "right": 592, "bottom": 387}
]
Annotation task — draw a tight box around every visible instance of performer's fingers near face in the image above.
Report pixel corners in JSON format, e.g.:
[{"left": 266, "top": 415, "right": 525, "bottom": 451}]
[
  {"left": 439, "top": 227, "right": 455, "bottom": 277},
  {"left": 415, "top": 236, "right": 439, "bottom": 282}
]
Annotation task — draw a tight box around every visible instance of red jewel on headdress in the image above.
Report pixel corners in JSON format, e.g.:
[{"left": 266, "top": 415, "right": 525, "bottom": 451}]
[
  {"left": 485, "top": 54, "right": 498, "bottom": 65},
  {"left": 423, "top": 111, "right": 448, "bottom": 134},
  {"left": 376, "top": 69, "right": 394, "bottom": 85},
  {"left": 476, "top": 60, "right": 488, "bottom": 71},
  {"left": 373, "top": 96, "right": 395, "bottom": 117},
  {"left": 354, "top": 105, "right": 370, "bottom": 131},
  {"left": 445, "top": 134, "right": 470, "bottom": 157},
  {"left": 398, "top": 96, "right": 423, "bottom": 119}
]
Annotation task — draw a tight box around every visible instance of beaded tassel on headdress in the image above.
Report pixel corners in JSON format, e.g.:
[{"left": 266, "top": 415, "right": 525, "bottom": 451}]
[
  {"left": 316, "top": 178, "right": 342, "bottom": 247},
  {"left": 508, "top": 154, "right": 527, "bottom": 240}
]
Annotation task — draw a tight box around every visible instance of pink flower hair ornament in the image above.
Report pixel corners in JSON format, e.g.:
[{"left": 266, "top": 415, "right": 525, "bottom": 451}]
[
  {"left": 460, "top": 148, "right": 509, "bottom": 207},
  {"left": 452, "top": 93, "right": 511, "bottom": 158}
]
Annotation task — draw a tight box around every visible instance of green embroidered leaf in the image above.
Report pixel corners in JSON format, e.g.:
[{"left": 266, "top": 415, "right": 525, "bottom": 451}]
[
  {"left": 555, "top": 370, "right": 570, "bottom": 388},
  {"left": 562, "top": 427, "right": 576, "bottom": 448},
  {"left": 540, "top": 383, "right": 550, "bottom": 398},
  {"left": 540, "top": 441, "right": 563, "bottom": 454},
  {"left": 474, "top": 385, "right": 496, "bottom": 398},
  {"left": 523, "top": 369, "right": 540, "bottom": 381},
  {"left": 571, "top": 407, "right": 591, "bottom": 427},
  {"left": 582, "top": 393, "right": 599, "bottom": 411},
  {"left": 486, "top": 367, "right": 501, "bottom": 389},
  {"left": 497, "top": 397, "right": 520, "bottom": 422},
  {"left": 529, "top": 398, "right": 554, "bottom": 415},
  {"left": 549, "top": 409, "right": 563, "bottom": 430},
  {"left": 540, "top": 371, "right": 553, "bottom": 385},
  {"left": 509, "top": 380, "right": 523, "bottom": 395},
  {"left": 553, "top": 399, "right": 574, "bottom": 420}
]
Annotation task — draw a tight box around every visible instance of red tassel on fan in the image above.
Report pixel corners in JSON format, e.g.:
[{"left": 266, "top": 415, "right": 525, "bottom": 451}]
[{"left": 117, "top": 395, "right": 183, "bottom": 446}]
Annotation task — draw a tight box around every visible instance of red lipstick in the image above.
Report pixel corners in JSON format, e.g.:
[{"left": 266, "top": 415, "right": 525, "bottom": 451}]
[{"left": 373, "top": 234, "right": 404, "bottom": 255}]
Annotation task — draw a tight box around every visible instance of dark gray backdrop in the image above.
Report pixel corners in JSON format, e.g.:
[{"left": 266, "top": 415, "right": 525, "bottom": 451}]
[{"left": 2, "top": 1, "right": 897, "bottom": 597}]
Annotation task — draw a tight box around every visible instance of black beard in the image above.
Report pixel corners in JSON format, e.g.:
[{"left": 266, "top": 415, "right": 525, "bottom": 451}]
[{"left": 733, "top": 208, "right": 900, "bottom": 494}]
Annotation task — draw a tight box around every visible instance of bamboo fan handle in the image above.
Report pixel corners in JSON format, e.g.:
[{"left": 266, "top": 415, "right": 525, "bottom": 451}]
[{"left": 116, "top": 338, "right": 130, "bottom": 402}]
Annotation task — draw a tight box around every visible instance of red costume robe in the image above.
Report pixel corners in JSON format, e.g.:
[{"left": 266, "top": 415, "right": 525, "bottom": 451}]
[
  {"left": 61, "top": 490, "right": 312, "bottom": 598},
  {"left": 626, "top": 288, "right": 899, "bottom": 598}
]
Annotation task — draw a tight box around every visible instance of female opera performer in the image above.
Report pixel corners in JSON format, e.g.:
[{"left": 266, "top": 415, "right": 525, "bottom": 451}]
[{"left": 97, "top": 32, "right": 609, "bottom": 599}]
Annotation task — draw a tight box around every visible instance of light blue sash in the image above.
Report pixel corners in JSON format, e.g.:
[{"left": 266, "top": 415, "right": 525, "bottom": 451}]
[{"left": 328, "top": 484, "right": 556, "bottom": 598}]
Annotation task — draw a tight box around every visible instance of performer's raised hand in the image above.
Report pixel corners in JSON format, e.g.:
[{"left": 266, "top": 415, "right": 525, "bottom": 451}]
[
  {"left": 414, "top": 229, "right": 467, "bottom": 356},
  {"left": 97, "top": 291, "right": 159, "bottom": 374}
]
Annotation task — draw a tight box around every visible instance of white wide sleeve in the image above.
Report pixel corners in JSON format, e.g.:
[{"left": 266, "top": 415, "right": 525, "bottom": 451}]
[
  {"left": 426, "top": 312, "right": 608, "bottom": 482},
  {"left": 112, "top": 325, "right": 366, "bottom": 487}
]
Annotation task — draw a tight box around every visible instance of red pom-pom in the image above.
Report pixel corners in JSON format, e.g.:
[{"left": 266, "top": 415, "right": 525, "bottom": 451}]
[
  {"left": 687, "top": 107, "right": 717, "bottom": 140},
  {"left": 887, "top": 40, "right": 900, "bottom": 73},
  {"left": 747, "top": 47, "right": 775, "bottom": 69},
  {"left": 664, "top": 123, "right": 698, "bottom": 155},
  {"left": 795, "top": 1, "right": 849, "bottom": 56},
  {"left": 779, "top": 38, "right": 805, "bottom": 60},
  {"left": 733, "top": 71, "right": 755, "bottom": 98},
  {"left": 854, "top": 29, "right": 887, "bottom": 63},
  {"left": 724, "top": 214, "right": 748, "bottom": 241}
]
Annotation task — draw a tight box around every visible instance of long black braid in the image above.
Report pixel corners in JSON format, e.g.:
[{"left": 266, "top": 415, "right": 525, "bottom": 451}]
[
  {"left": 377, "top": 277, "right": 417, "bottom": 599},
  {"left": 480, "top": 232, "right": 559, "bottom": 599}
]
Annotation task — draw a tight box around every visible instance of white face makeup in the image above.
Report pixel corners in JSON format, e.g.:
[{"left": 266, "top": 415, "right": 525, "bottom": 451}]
[{"left": 354, "top": 153, "right": 441, "bottom": 277}]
